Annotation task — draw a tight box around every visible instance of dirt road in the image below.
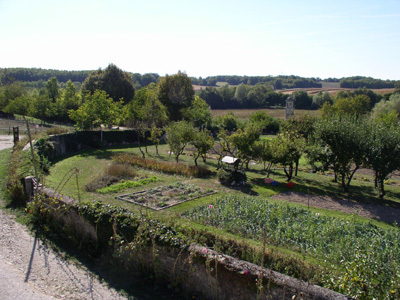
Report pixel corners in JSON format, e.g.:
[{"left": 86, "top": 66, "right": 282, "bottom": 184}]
[
  {"left": 0, "top": 135, "right": 16, "bottom": 151},
  {"left": 0, "top": 135, "right": 134, "bottom": 300}
]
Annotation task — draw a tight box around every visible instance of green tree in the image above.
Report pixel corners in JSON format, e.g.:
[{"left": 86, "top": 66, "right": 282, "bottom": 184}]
[
  {"left": 313, "top": 116, "right": 368, "bottom": 192},
  {"left": 3, "top": 94, "right": 31, "bottom": 116},
  {"left": 247, "top": 83, "right": 271, "bottom": 107},
  {"left": 68, "top": 90, "right": 122, "bottom": 131},
  {"left": 0, "top": 82, "right": 26, "bottom": 110},
  {"left": 148, "top": 126, "right": 164, "bottom": 156},
  {"left": 58, "top": 80, "right": 81, "bottom": 121},
  {"left": 191, "top": 129, "right": 214, "bottom": 166},
  {"left": 81, "top": 64, "right": 135, "bottom": 103},
  {"left": 166, "top": 121, "right": 196, "bottom": 162},
  {"left": 312, "top": 91, "right": 331, "bottom": 109},
  {"left": 371, "top": 94, "right": 400, "bottom": 123},
  {"left": 334, "top": 95, "right": 371, "bottom": 116},
  {"left": 280, "top": 115, "right": 316, "bottom": 175},
  {"left": 216, "top": 112, "right": 240, "bottom": 131},
  {"left": 270, "top": 132, "right": 304, "bottom": 181},
  {"left": 365, "top": 121, "right": 400, "bottom": 198},
  {"left": 182, "top": 95, "right": 212, "bottom": 128},
  {"left": 292, "top": 90, "right": 312, "bottom": 109},
  {"left": 229, "top": 122, "right": 262, "bottom": 169},
  {"left": 234, "top": 83, "right": 249, "bottom": 104},
  {"left": 252, "top": 139, "right": 274, "bottom": 174},
  {"left": 157, "top": 71, "right": 195, "bottom": 121},
  {"left": 249, "top": 111, "right": 280, "bottom": 134},
  {"left": 28, "top": 93, "right": 52, "bottom": 120},
  {"left": 46, "top": 77, "right": 60, "bottom": 103},
  {"left": 140, "top": 87, "right": 168, "bottom": 128}
]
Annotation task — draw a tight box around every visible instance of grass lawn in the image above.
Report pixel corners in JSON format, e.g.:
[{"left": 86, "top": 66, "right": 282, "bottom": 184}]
[
  {"left": 43, "top": 142, "right": 400, "bottom": 298},
  {"left": 46, "top": 142, "right": 400, "bottom": 220}
]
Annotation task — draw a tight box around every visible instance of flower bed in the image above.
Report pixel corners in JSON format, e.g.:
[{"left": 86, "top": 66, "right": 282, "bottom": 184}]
[{"left": 117, "top": 181, "right": 215, "bottom": 210}]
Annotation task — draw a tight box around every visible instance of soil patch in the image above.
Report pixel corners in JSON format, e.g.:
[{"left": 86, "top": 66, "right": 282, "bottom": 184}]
[
  {"left": 271, "top": 191, "right": 400, "bottom": 224},
  {"left": 117, "top": 181, "right": 216, "bottom": 210}
]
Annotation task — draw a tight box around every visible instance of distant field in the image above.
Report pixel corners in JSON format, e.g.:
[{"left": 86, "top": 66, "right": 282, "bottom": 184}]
[
  {"left": 211, "top": 108, "right": 321, "bottom": 120},
  {"left": 194, "top": 82, "right": 395, "bottom": 96},
  {"left": 280, "top": 87, "right": 395, "bottom": 96}
]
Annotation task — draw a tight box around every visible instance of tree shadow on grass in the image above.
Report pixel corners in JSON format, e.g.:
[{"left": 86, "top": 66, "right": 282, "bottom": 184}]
[{"left": 220, "top": 182, "right": 259, "bottom": 196}]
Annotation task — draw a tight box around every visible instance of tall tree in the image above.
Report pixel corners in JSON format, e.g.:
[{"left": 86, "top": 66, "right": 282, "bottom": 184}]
[
  {"left": 166, "top": 121, "right": 196, "bottom": 162},
  {"left": 0, "top": 82, "right": 26, "bottom": 110},
  {"left": 365, "top": 121, "right": 400, "bottom": 198},
  {"left": 313, "top": 116, "right": 368, "bottom": 192},
  {"left": 229, "top": 122, "right": 262, "bottom": 169},
  {"left": 182, "top": 95, "right": 212, "bottom": 128},
  {"left": 68, "top": 90, "right": 122, "bottom": 131},
  {"left": 46, "top": 77, "right": 60, "bottom": 103},
  {"left": 270, "top": 132, "right": 304, "bottom": 181},
  {"left": 81, "top": 64, "right": 135, "bottom": 103},
  {"left": 191, "top": 129, "right": 214, "bottom": 166},
  {"left": 292, "top": 90, "right": 312, "bottom": 109},
  {"left": 157, "top": 71, "right": 194, "bottom": 121}
]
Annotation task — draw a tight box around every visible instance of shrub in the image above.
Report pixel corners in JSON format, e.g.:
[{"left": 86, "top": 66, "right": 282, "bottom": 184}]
[
  {"left": 6, "top": 137, "right": 37, "bottom": 204},
  {"left": 46, "top": 126, "right": 71, "bottom": 135},
  {"left": 106, "top": 163, "right": 137, "bottom": 178},
  {"left": 84, "top": 175, "right": 119, "bottom": 192},
  {"left": 113, "top": 153, "right": 211, "bottom": 178},
  {"left": 217, "top": 168, "right": 247, "bottom": 186}
]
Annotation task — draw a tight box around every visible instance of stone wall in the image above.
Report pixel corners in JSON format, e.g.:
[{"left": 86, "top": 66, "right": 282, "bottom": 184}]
[
  {"left": 47, "top": 130, "right": 148, "bottom": 160},
  {"left": 34, "top": 184, "right": 352, "bottom": 300}
]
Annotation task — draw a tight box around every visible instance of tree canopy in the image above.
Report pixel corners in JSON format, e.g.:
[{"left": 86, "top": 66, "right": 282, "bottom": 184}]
[
  {"left": 157, "top": 71, "right": 195, "bottom": 121},
  {"left": 81, "top": 64, "right": 135, "bottom": 103}
]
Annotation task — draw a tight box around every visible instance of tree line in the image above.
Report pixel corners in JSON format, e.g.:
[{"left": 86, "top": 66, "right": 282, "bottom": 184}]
[
  {"left": 1, "top": 63, "right": 400, "bottom": 199},
  {"left": 191, "top": 75, "right": 323, "bottom": 89},
  {"left": 340, "top": 76, "right": 399, "bottom": 89},
  {"left": 3, "top": 67, "right": 399, "bottom": 92}
]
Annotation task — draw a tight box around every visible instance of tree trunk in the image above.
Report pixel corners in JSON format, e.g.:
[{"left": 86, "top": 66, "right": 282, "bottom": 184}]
[
  {"left": 284, "top": 164, "right": 293, "bottom": 181},
  {"left": 295, "top": 159, "right": 299, "bottom": 176},
  {"left": 378, "top": 176, "right": 385, "bottom": 199},
  {"left": 137, "top": 135, "right": 145, "bottom": 159}
]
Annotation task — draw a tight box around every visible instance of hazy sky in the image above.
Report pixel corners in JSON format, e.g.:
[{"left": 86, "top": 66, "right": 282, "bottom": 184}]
[{"left": 1, "top": 0, "right": 399, "bottom": 80}]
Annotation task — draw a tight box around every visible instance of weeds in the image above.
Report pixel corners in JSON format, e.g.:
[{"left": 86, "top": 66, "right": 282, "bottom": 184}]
[{"left": 113, "top": 153, "right": 211, "bottom": 178}]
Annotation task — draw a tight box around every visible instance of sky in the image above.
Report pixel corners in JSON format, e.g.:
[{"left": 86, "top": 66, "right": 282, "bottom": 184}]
[{"left": 0, "top": 0, "right": 399, "bottom": 80}]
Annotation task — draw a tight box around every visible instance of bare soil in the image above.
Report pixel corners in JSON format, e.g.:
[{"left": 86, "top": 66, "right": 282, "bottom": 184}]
[{"left": 271, "top": 191, "right": 400, "bottom": 224}]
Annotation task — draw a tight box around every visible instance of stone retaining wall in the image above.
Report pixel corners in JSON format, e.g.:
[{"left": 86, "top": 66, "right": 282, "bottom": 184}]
[{"left": 33, "top": 182, "right": 352, "bottom": 300}]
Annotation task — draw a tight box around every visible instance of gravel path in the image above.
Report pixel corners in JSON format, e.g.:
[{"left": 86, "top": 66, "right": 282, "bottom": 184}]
[
  {"left": 0, "top": 135, "right": 133, "bottom": 300},
  {"left": 0, "top": 202, "right": 133, "bottom": 300},
  {"left": 0, "top": 135, "right": 16, "bottom": 151}
]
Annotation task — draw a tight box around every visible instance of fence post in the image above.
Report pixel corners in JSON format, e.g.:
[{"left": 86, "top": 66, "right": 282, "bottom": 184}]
[{"left": 13, "top": 126, "right": 19, "bottom": 145}]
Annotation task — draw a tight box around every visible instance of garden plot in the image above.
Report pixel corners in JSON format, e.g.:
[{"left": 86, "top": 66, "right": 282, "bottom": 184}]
[{"left": 117, "top": 181, "right": 216, "bottom": 210}]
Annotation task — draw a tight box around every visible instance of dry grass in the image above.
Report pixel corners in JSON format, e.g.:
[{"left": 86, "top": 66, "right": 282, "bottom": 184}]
[{"left": 211, "top": 108, "right": 321, "bottom": 120}]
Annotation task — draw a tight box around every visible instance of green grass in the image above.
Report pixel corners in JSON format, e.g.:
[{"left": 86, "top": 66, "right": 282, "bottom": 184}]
[
  {"left": 0, "top": 148, "right": 12, "bottom": 201},
  {"left": 44, "top": 142, "right": 400, "bottom": 298}
]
